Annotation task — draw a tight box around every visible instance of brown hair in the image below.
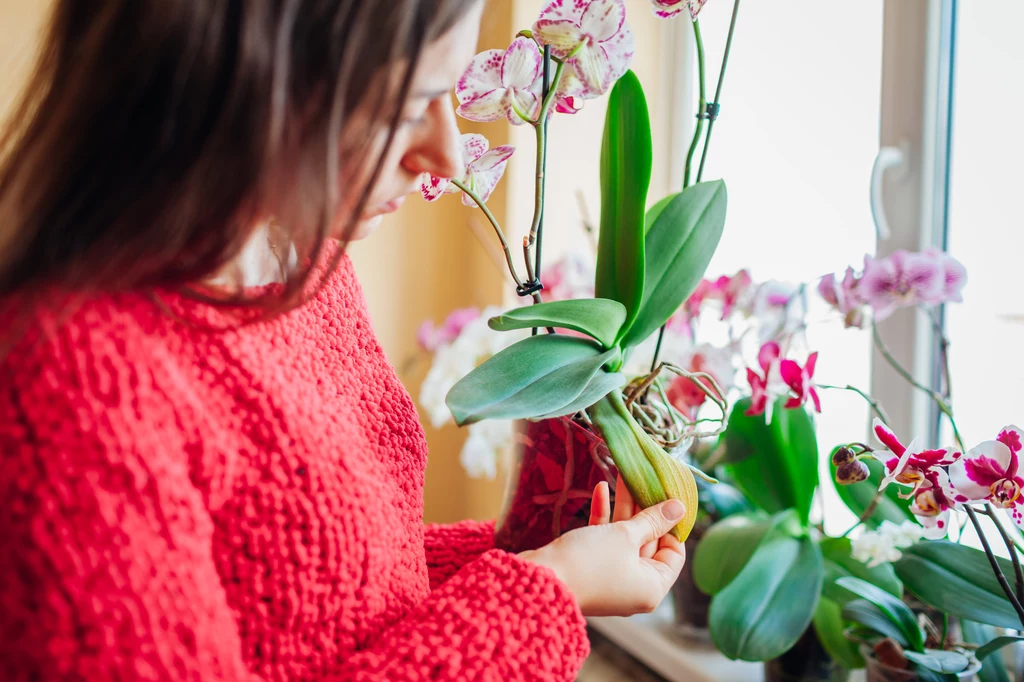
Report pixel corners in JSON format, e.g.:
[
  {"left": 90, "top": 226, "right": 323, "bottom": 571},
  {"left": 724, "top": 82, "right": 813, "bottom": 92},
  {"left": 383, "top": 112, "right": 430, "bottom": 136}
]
[{"left": 0, "top": 0, "right": 475, "bottom": 308}]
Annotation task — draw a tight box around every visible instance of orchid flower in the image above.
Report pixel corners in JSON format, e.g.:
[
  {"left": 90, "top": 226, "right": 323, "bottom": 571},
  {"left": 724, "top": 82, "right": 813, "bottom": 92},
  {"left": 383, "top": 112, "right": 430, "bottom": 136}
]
[
  {"left": 925, "top": 247, "right": 968, "bottom": 303},
  {"left": 871, "top": 418, "right": 961, "bottom": 493},
  {"left": 950, "top": 426, "right": 1024, "bottom": 525},
  {"left": 421, "top": 134, "right": 514, "bottom": 207},
  {"left": 908, "top": 469, "right": 959, "bottom": 539},
  {"left": 650, "top": 0, "right": 708, "bottom": 20},
  {"left": 711, "top": 270, "right": 754, "bottom": 320},
  {"left": 532, "top": 0, "right": 635, "bottom": 96},
  {"left": 456, "top": 37, "right": 544, "bottom": 124},
  {"left": 745, "top": 342, "right": 789, "bottom": 420},
  {"left": 859, "top": 251, "right": 947, "bottom": 320},
  {"left": 417, "top": 308, "right": 482, "bottom": 352},
  {"left": 818, "top": 267, "right": 866, "bottom": 329},
  {"left": 779, "top": 352, "right": 821, "bottom": 413}
]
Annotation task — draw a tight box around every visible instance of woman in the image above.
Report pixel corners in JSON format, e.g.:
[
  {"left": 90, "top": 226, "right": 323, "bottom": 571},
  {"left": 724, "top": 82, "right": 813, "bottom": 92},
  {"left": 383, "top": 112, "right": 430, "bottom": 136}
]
[{"left": 0, "top": 2, "right": 687, "bottom": 680}]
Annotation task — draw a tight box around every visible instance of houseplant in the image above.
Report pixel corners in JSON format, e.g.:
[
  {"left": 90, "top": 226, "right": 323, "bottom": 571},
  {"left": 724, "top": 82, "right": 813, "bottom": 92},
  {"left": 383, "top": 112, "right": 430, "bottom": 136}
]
[{"left": 419, "top": 0, "right": 734, "bottom": 552}]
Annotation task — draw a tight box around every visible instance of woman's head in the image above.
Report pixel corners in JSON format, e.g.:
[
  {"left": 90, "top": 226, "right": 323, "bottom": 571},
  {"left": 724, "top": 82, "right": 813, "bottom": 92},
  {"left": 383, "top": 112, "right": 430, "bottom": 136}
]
[{"left": 0, "top": 0, "right": 481, "bottom": 300}]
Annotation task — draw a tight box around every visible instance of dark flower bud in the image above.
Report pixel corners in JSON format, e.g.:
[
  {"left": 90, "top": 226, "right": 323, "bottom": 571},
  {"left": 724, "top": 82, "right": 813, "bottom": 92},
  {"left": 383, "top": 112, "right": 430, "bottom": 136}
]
[
  {"left": 836, "top": 460, "right": 870, "bottom": 485},
  {"left": 873, "top": 638, "right": 909, "bottom": 670},
  {"left": 831, "top": 446, "right": 855, "bottom": 466}
]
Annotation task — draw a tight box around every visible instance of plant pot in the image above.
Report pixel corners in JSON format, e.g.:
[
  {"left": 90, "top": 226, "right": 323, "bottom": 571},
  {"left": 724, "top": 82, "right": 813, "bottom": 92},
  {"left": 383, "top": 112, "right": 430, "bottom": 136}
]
[
  {"left": 494, "top": 416, "right": 618, "bottom": 553},
  {"left": 671, "top": 518, "right": 713, "bottom": 640},
  {"left": 764, "top": 627, "right": 850, "bottom": 682}
]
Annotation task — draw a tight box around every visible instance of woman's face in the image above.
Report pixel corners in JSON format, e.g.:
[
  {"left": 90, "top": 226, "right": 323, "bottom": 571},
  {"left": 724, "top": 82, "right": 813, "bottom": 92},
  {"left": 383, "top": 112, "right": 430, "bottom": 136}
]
[{"left": 342, "top": 5, "right": 484, "bottom": 241}]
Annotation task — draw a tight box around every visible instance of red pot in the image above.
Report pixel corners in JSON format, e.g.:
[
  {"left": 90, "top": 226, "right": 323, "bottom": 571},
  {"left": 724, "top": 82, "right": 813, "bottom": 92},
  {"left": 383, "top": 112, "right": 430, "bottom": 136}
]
[{"left": 494, "top": 416, "right": 618, "bottom": 553}]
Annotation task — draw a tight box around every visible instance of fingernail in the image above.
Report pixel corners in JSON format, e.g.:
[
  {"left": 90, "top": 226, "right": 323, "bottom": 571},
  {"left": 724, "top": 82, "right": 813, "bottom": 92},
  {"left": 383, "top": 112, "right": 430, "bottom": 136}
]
[{"left": 664, "top": 499, "right": 685, "bottom": 521}]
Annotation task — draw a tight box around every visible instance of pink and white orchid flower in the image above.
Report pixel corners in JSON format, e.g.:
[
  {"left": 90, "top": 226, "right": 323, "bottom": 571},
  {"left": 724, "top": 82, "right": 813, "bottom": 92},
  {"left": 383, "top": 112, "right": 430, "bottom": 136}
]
[
  {"left": 650, "top": 0, "right": 707, "bottom": 20},
  {"left": 871, "top": 418, "right": 962, "bottom": 493},
  {"left": 779, "top": 352, "right": 821, "bottom": 413},
  {"left": 950, "top": 426, "right": 1024, "bottom": 525},
  {"left": 421, "top": 133, "right": 514, "bottom": 207},
  {"left": 818, "top": 267, "right": 866, "bottom": 329},
  {"left": 925, "top": 247, "right": 968, "bottom": 303},
  {"left": 745, "top": 342, "right": 789, "bottom": 420},
  {"left": 456, "top": 37, "right": 544, "bottom": 124},
  {"left": 417, "top": 308, "right": 482, "bottom": 352},
  {"left": 859, "top": 251, "right": 947, "bottom": 321},
  {"left": 909, "top": 469, "right": 959, "bottom": 539},
  {"left": 532, "top": 0, "right": 636, "bottom": 97},
  {"left": 666, "top": 344, "right": 734, "bottom": 420}
]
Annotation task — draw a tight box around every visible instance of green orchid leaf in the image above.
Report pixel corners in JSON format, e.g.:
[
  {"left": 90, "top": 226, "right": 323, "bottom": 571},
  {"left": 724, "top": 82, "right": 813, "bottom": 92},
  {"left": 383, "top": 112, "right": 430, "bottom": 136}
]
[
  {"left": 531, "top": 371, "right": 626, "bottom": 420},
  {"left": 841, "top": 599, "right": 910, "bottom": 647},
  {"left": 813, "top": 596, "right": 865, "bottom": 669},
  {"left": 446, "top": 335, "right": 617, "bottom": 425},
  {"left": 620, "top": 180, "right": 727, "bottom": 348},
  {"left": 835, "top": 577, "right": 924, "bottom": 652},
  {"left": 709, "top": 534, "right": 824, "bottom": 661},
  {"left": 820, "top": 536, "right": 903, "bottom": 600},
  {"left": 693, "top": 509, "right": 798, "bottom": 596},
  {"left": 976, "top": 636, "right": 1024, "bottom": 662},
  {"left": 488, "top": 299, "right": 628, "bottom": 349},
  {"left": 904, "top": 650, "right": 971, "bottom": 675},
  {"left": 644, "top": 193, "right": 676, "bottom": 235},
  {"left": 895, "top": 541, "right": 1023, "bottom": 630},
  {"left": 962, "top": 621, "right": 1012, "bottom": 682},
  {"left": 722, "top": 398, "right": 818, "bottom": 526},
  {"left": 595, "top": 70, "right": 652, "bottom": 330},
  {"left": 831, "top": 449, "right": 914, "bottom": 528},
  {"left": 698, "top": 479, "right": 753, "bottom": 520}
]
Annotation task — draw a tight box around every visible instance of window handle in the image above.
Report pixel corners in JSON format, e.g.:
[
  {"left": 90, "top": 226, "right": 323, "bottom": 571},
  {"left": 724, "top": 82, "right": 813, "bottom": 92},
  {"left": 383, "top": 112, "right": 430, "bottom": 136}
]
[{"left": 870, "top": 142, "right": 909, "bottom": 241}]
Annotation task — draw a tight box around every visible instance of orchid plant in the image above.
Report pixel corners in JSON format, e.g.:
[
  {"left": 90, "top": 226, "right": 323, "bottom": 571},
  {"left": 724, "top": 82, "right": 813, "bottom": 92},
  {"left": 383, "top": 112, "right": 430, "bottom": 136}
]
[{"left": 418, "top": 0, "right": 732, "bottom": 545}]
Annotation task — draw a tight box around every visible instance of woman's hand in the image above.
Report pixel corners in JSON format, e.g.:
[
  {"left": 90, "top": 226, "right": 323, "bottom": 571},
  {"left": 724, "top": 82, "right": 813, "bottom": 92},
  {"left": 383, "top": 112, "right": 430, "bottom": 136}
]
[{"left": 519, "top": 474, "right": 687, "bottom": 617}]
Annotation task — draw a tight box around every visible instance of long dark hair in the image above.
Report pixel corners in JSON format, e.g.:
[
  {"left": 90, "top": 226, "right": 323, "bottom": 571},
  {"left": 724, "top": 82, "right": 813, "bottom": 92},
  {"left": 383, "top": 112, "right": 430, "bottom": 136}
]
[{"left": 0, "top": 0, "right": 474, "bottom": 307}]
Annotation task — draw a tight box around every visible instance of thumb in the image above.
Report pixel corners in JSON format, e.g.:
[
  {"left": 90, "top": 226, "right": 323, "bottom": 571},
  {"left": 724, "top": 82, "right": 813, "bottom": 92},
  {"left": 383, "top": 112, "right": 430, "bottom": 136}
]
[{"left": 623, "top": 499, "right": 686, "bottom": 546}]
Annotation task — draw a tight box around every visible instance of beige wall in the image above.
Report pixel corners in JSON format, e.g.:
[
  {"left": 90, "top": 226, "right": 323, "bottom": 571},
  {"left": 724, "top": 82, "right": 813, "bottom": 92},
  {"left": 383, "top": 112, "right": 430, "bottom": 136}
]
[{"left": 0, "top": 0, "right": 687, "bottom": 524}]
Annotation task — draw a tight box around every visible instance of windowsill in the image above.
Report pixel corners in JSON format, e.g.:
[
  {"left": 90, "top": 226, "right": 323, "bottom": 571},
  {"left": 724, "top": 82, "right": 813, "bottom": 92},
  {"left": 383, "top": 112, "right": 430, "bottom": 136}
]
[{"left": 586, "top": 602, "right": 763, "bottom": 682}]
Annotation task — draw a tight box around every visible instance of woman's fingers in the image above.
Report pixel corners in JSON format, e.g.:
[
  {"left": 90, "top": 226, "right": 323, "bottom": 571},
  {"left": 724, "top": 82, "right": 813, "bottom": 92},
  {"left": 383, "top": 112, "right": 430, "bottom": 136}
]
[
  {"left": 651, "top": 533, "right": 687, "bottom": 580},
  {"left": 612, "top": 473, "right": 633, "bottom": 523},
  {"left": 588, "top": 481, "right": 611, "bottom": 526}
]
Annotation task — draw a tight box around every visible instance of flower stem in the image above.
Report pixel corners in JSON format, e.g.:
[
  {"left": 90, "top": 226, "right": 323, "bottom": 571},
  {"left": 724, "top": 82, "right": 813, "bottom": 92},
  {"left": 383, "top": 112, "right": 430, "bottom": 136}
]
[
  {"left": 682, "top": 18, "right": 706, "bottom": 191},
  {"left": 525, "top": 59, "right": 565, "bottom": 254},
  {"left": 964, "top": 504, "right": 1024, "bottom": 627},
  {"left": 452, "top": 178, "right": 525, "bottom": 288},
  {"left": 696, "top": 0, "right": 741, "bottom": 184},
  {"left": 982, "top": 504, "right": 1024, "bottom": 606},
  {"left": 818, "top": 383, "right": 891, "bottom": 424},
  {"left": 840, "top": 487, "right": 883, "bottom": 538}
]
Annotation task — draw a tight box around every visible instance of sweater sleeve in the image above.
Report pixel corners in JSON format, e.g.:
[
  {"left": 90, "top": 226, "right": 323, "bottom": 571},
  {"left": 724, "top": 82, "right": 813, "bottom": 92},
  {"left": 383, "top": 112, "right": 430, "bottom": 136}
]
[
  {"left": 423, "top": 519, "right": 496, "bottom": 590},
  {"left": 1, "top": 373, "right": 588, "bottom": 682}
]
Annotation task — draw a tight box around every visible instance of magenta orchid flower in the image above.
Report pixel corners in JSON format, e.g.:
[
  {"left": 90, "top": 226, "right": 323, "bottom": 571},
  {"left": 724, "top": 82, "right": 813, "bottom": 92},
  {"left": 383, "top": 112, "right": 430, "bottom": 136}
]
[
  {"left": 421, "top": 134, "right": 514, "bottom": 207},
  {"left": 818, "top": 267, "right": 866, "bottom": 329},
  {"left": 712, "top": 270, "right": 754, "bottom": 320},
  {"left": 650, "top": 0, "right": 707, "bottom": 20},
  {"left": 532, "top": 0, "right": 635, "bottom": 96},
  {"left": 779, "top": 352, "right": 821, "bottom": 413},
  {"left": 871, "top": 418, "right": 961, "bottom": 493},
  {"left": 950, "top": 426, "right": 1024, "bottom": 525},
  {"left": 745, "top": 342, "right": 790, "bottom": 420},
  {"left": 456, "top": 37, "right": 545, "bottom": 124},
  {"left": 859, "top": 251, "right": 947, "bottom": 320}
]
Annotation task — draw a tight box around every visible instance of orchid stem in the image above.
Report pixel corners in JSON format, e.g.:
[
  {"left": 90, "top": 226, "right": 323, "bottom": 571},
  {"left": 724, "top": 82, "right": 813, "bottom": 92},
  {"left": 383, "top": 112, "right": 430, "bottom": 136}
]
[
  {"left": 696, "top": 0, "right": 741, "bottom": 184},
  {"left": 452, "top": 178, "right": 525, "bottom": 288},
  {"left": 982, "top": 504, "right": 1024, "bottom": 606},
  {"left": 964, "top": 504, "right": 1024, "bottom": 627},
  {"left": 818, "top": 384, "right": 891, "bottom": 424},
  {"left": 841, "top": 488, "right": 883, "bottom": 538},
  {"left": 682, "top": 19, "right": 706, "bottom": 191}
]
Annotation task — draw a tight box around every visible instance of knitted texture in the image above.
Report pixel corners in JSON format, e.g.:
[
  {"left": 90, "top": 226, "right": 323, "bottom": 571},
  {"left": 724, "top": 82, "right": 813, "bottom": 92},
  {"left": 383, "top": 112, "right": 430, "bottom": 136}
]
[{"left": 0, "top": 255, "right": 589, "bottom": 681}]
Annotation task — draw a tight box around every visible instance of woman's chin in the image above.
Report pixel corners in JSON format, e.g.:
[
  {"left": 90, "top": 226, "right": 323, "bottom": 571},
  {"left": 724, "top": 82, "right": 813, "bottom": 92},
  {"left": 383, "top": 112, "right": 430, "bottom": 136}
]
[{"left": 346, "top": 215, "right": 384, "bottom": 241}]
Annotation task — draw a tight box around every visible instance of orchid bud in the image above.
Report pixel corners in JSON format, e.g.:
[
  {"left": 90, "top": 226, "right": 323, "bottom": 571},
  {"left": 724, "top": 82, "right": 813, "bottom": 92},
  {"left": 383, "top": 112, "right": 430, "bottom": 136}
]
[
  {"left": 831, "top": 446, "right": 855, "bottom": 466},
  {"left": 836, "top": 460, "right": 870, "bottom": 485}
]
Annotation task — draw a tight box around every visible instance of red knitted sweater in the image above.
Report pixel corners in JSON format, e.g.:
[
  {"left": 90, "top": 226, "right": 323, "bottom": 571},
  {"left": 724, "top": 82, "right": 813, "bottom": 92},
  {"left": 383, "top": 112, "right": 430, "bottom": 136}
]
[{"left": 0, "top": 255, "right": 589, "bottom": 681}]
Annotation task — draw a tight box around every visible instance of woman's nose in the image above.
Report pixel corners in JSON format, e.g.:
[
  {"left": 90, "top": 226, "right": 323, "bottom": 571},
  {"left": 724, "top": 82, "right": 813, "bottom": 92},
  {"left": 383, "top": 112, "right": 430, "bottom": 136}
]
[{"left": 403, "top": 98, "right": 465, "bottom": 180}]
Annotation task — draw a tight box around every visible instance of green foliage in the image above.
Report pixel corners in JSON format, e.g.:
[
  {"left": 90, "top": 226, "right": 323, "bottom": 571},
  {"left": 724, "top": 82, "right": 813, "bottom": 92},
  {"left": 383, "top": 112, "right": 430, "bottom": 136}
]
[{"left": 488, "top": 299, "right": 628, "bottom": 349}]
